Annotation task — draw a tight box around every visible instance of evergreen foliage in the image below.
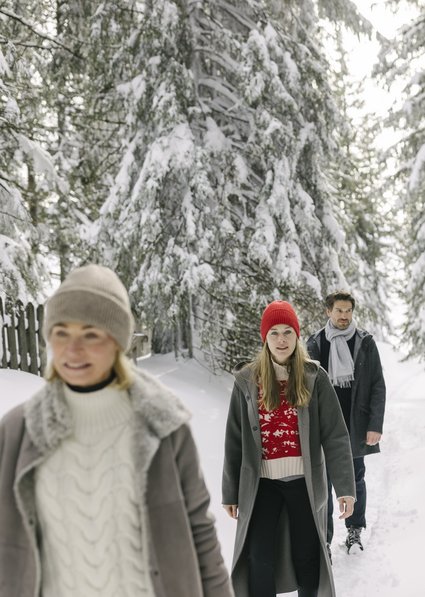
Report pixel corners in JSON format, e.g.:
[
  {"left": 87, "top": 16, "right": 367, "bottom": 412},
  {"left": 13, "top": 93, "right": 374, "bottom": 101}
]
[
  {"left": 1, "top": 0, "right": 409, "bottom": 369},
  {"left": 0, "top": 0, "right": 58, "bottom": 299},
  {"left": 43, "top": 1, "right": 134, "bottom": 278},
  {"left": 93, "top": 0, "right": 382, "bottom": 368},
  {"left": 375, "top": 0, "right": 425, "bottom": 358}
]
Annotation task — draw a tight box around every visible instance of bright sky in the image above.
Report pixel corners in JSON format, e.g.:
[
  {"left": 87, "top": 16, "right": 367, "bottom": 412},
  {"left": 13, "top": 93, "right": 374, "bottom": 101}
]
[
  {"left": 352, "top": 0, "right": 413, "bottom": 37},
  {"left": 348, "top": 0, "right": 420, "bottom": 77},
  {"left": 342, "top": 0, "right": 420, "bottom": 143}
]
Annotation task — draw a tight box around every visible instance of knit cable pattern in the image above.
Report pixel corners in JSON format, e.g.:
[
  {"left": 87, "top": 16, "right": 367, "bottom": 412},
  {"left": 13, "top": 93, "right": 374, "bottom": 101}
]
[{"left": 35, "top": 388, "right": 152, "bottom": 596}]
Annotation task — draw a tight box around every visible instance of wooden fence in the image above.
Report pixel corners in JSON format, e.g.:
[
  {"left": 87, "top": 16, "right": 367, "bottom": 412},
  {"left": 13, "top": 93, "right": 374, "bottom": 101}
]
[{"left": 0, "top": 297, "right": 46, "bottom": 376}]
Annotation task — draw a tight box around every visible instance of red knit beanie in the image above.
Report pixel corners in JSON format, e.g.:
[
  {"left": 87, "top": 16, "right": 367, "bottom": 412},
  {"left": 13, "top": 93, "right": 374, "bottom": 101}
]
[{"left": 260, "top": 300, "right": 300, "bottom": 341}]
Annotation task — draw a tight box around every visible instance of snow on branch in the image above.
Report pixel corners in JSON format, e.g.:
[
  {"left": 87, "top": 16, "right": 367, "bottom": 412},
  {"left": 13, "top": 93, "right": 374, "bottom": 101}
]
[
  {"left": 409, "top": 143, "right": 425, "bottom": 191},
  {"left": 198, "top": 77, "right": 241, "bottom": 106},
  {"left": 16, "top": 134, "right": 59, "bottom": 184}
]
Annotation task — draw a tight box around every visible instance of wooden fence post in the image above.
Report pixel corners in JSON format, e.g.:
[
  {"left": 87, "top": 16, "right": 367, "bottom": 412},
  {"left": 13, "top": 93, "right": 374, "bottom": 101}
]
[
  {"left": 0, "top": 298, "right": 45, "bottom": 376},
  {"left": 37, "top": 304, "right": 46, "bottom": 375},
  {"left": 16, "top": 300, "right": 29, "bottom": 373},
  {"left": 5, "top": 299, "right": 19, "bottom": 370},
  {"left": 0, "top": 297, "right": 7, "bottom": 369},
  {"left": 26, "top": 302, "right": 40, "bottom": 375}
]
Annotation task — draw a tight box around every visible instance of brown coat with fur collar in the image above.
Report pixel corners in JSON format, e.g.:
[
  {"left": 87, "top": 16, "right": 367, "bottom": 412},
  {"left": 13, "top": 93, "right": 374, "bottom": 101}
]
[{"left": 0, "top": 368, "right": 233, "bottom": 597}]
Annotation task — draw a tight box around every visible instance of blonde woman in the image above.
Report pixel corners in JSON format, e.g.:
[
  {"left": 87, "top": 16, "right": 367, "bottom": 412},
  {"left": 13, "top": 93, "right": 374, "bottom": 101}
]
[
  {"left": 222, "top": 301, "right": 355, "bottom": 597},
  {"left": 0, "top": 264, "right": 233, "bottom": 597}
]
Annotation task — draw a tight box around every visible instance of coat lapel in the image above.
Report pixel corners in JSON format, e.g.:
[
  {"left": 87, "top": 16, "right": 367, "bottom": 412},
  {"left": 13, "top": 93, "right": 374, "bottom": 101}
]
[
  {"left": 236, "top": 368, "right": 262, "bottom": 453},
  {"left": 127, "top": 368, "right": 191, "bottom": 500},
  {"left": 246, "top": 379, "right": 262, "bottom": 454},
  {"left": 297, "top": 366, "right": 319, "bottom": 503}
]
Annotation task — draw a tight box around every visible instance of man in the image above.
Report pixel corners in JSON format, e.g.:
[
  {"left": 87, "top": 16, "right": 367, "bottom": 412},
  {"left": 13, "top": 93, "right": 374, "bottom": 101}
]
[{"left": 307, "top": 290, "right": 386, "bottom": 555}]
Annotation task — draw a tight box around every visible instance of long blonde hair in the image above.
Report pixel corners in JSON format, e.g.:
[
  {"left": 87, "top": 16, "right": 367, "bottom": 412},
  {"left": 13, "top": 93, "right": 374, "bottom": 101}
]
[
  {"left": 252, "top": 339, "right": 312, "bottom": 411},
  {"left": 45, "top": 351, "right": 135, "bottom": 390}
]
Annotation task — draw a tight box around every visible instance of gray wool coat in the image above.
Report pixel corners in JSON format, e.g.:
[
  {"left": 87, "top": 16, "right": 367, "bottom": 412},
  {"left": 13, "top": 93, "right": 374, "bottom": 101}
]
[
  {"left": 0, "top": 368, "right": 234, "bottom": 597},
  {"left": 222, "top": 362, "right": 355, "bottom": 597},
  {"left": 307, "top": 328, "right": 386, "bottom": 458}
]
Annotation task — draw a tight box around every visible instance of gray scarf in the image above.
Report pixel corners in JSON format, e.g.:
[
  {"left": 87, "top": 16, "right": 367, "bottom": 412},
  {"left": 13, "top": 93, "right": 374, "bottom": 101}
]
[{"left": 325, "top": 319, "right": 356, "bottom": 388}]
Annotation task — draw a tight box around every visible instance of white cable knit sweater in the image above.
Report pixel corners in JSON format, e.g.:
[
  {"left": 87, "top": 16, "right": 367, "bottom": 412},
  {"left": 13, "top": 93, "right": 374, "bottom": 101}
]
[{"left": 35, "top": 384, "right": 153, "bottom": 597}]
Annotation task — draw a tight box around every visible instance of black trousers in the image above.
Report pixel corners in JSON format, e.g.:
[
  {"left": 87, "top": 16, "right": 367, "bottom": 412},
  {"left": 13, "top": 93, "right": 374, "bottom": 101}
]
[
  {"left": 247, "top": 477, "right": 320, "bottom": 597},
  {"left": 327, "top": 456, "right": 366, "bottom": 544}
]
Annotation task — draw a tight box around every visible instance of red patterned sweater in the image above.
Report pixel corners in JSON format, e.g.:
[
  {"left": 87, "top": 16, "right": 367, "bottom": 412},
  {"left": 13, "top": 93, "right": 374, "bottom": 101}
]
[{"left": 258, "top": 380, "right": 304, "bottom": 479}]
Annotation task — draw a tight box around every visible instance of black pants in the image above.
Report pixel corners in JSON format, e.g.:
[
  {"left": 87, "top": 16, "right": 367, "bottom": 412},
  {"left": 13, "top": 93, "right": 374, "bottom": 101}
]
[
  {"left": 327, "top": 457, "right": 366, "bottom": 544},
  {"left": 247, "top": 477, "right": 320, "bottom": 597}
]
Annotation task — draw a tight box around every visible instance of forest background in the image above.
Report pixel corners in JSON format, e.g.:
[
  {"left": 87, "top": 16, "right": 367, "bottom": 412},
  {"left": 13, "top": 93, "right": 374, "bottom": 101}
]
[{"left": 1, "top": 0, "right": 424, "bottom": 371}]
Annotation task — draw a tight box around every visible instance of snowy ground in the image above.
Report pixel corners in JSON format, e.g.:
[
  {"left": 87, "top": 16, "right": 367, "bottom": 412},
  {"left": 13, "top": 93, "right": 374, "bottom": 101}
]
[{"left": 1, "top": 341, "right": 423, "bottom": 596}]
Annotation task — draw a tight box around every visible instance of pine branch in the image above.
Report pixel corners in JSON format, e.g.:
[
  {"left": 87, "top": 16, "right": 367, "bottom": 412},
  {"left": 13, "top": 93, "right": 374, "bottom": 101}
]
[
  {"left": 0, "top": 7, "right": 82, "bottom": 59},
  {"left": 0, "top": 174, "right": 28, "bottom": 197},
  {"left": 0, "top": 197, "right": 28, "bottom": 222},
  {"left": 215, "top": 0, "right": 257, "bottom": 31}
]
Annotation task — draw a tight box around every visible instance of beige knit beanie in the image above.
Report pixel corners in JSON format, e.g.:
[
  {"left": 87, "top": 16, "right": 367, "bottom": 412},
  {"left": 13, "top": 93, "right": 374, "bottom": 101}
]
[{"left": 43, "top": 264, "right": 134, "bottom": 351}]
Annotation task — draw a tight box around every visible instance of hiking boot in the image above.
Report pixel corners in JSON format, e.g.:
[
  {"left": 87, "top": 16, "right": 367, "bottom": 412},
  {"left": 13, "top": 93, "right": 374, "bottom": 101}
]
[{"left": 345, "top": 525, "right": 364, "bottom": 553}]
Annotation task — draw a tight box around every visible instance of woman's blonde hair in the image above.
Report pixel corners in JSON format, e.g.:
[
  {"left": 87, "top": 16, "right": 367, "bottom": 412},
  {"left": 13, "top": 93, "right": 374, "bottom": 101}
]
[
  {"left": 45, "top": 351, "right": 135, "bottom": 390},
  {"left": 252, "top": 339, "right": 312, "bottom": 410}
]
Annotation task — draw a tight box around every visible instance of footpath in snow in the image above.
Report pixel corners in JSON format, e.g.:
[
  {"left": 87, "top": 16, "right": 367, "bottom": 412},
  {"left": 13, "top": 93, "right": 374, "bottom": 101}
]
[{"left": 0, "top": 340, "right": 423, "bottom": 596}]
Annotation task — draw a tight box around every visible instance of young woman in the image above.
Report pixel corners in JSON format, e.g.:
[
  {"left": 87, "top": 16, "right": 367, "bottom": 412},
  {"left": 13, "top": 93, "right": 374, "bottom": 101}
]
[
  {"left": 0, "top": 264, "right": 233, "bottom": 597},
  {"left": 222, "top": 300, "right": 355, "bottom": 597}
]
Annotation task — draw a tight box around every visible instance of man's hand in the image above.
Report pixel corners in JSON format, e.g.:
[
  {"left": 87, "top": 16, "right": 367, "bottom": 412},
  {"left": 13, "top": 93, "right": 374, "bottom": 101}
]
[
  {"left": 338, "top": 496, "right": 355, "bottom": 519},
  {"left": 366, "top": 431, "right": 382, "bottom": 446},
  {"left": 223, "top": 505, "right": 238, "bottom": 519}
]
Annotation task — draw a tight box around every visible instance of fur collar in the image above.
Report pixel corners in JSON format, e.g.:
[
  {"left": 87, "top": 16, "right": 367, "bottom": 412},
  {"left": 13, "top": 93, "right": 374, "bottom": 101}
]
[{"left": 24, "top": 367, "right": 191, "bottom": 456}]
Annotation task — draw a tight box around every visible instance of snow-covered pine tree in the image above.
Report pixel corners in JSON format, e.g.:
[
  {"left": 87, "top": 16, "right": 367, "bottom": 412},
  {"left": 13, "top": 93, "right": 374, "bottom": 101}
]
[
  {"left": 0, "top": 1, "right": 138, "bottom": 282},
  {"left": 94, "top": 0, "right": 385, "bottom": 369},
  {"left": 45, "top": 0, "right": 133, "bottom": 278},
  {"left": 0, "top": 1, "right": 59, "bottom": 299},
  {"left": 375, "top": 1, "right": 425, "bottom": 359}
]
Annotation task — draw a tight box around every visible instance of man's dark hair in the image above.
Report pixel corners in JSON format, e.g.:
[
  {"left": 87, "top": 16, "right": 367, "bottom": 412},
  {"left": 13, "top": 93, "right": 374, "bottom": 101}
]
[{"left": 325, "top": 290, "right": 355, "bottom": 311}]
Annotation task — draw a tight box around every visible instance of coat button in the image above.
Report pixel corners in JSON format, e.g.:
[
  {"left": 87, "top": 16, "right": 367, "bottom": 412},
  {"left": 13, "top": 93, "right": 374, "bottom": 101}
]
[{"left": 252, "top": 426, "right": 258, "bottom": 431}]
